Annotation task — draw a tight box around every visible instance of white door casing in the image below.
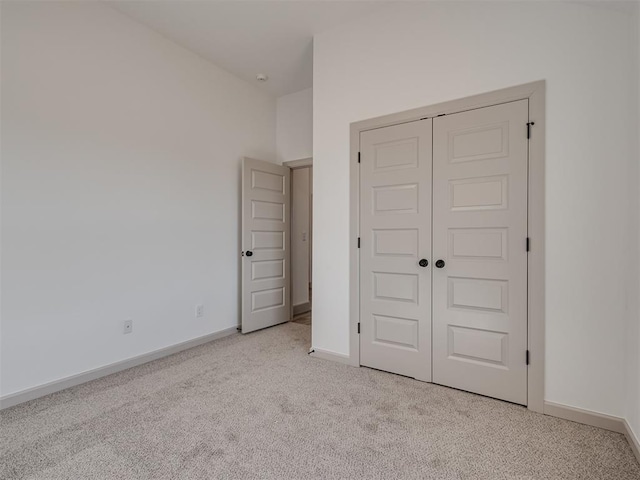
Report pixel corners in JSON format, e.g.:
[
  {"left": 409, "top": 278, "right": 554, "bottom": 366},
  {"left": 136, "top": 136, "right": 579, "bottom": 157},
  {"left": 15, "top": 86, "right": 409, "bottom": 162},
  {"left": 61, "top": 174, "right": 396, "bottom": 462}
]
[
  {"left": 359, "top": 120, "right": 433, "bottom": 381},
  {"left": 432, "top": 100, "right": 529, "bottom": 405},
  {"left": 241, "top": 158, "right": 291, "bottom": 334},
  {"left": 350, "top": 81, "right": 545, "bottom": 411}
]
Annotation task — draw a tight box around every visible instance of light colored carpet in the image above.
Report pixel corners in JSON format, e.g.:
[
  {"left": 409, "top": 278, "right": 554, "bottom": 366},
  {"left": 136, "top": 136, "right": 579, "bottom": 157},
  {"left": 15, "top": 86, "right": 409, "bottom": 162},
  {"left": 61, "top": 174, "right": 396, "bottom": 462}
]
[{"left": 1, "top": 322, "right": 638, "bottom": 479}]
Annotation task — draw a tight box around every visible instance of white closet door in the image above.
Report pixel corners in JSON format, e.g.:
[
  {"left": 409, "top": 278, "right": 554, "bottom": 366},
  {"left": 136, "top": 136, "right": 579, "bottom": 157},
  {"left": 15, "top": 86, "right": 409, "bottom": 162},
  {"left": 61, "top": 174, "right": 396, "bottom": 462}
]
[
  {"left": 359, "top": 120, "right": 432, "bottom": 381},
  {"left": 432, "top": 100, "right": 528, "bottom": 405}
]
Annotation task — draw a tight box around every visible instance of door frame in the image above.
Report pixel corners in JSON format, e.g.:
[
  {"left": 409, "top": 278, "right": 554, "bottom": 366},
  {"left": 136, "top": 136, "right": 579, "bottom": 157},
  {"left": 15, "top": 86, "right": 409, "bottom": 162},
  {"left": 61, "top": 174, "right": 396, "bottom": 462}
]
[
  {"left": 284, "top": 158, "right": 313, "bottom": 319},
  {"left": 349, "top": 80, "right": 545, "bottom": 413},
  {"left": 284, "top": 157, "right": 313, "bottom": 169}
]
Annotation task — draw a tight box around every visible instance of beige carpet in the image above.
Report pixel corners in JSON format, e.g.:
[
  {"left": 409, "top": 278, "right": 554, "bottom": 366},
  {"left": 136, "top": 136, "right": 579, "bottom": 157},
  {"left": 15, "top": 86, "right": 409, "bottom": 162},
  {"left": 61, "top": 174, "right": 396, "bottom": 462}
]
[{"left": 1, "top": 322, "right": 638, "bottom": 479}]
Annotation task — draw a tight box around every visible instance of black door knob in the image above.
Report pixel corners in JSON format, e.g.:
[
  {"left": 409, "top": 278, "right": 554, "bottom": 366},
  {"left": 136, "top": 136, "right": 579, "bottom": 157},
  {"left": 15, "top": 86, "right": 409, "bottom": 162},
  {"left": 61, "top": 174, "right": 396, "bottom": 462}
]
[
  {"left": 246, "top": 250, "right": 253, "bottom": 257},
  {"left": 418, "top": 259, "right": 429, "bottom": 267},
  {"left": 435, "top": 259, "right": 445, "bottom": 268}
]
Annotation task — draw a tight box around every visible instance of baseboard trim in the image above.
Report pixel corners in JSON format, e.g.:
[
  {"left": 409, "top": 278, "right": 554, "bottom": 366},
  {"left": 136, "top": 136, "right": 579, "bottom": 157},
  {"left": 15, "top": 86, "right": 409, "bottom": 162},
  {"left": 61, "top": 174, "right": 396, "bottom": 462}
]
[
  {"left": 544, "top": 401, "right": 626, "bottom": 433},
  {"left": 623, "top": 419, "right": 640, "bottom": 465},
  {"left": 543, "top": 401, "right": 640, "bottom": 464},
  {"left": 310, "top": 348, "right": 355, "bottom": 366},
  {"left": 0, "top": 326, "right": 238, "bottom": 410},
  {"left": 293, "top": 302, "right": 311, "bottom": 315}
]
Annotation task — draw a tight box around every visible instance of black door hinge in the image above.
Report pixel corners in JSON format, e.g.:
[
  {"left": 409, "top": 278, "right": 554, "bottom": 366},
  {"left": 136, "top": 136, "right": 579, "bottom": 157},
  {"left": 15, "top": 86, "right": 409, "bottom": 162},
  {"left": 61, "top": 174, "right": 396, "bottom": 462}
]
[
  {"left": 527, "top": 122, "right": 535, "bottom": 139},
  {"left": 526, "top": 237, "right": 530, "bottom": 252},
  {"left": 357, "top": 152, "right": 361, "bottom": 163},
  {"left": 526, "top": 350, "right": 530, "bottom": 365},
  {"left": 357, "top": 323, "right": 361, "bottom": 334},
  {"left": 357, "top": 237, "right": 360, "bottom": 248}
]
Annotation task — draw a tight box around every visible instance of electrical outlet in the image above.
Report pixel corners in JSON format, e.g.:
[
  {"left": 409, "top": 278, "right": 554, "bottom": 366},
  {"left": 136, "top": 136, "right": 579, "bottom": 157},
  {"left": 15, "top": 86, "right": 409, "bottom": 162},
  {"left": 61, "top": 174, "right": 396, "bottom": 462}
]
[
  {"left": 302, "top": 232, "right": 307, "bottom": 242},
  {"left": 195, "top": 304, "right": 204, "bottom": 318},
  {"left": 123, "top": 319, "right": 133, "bottom": 334}
]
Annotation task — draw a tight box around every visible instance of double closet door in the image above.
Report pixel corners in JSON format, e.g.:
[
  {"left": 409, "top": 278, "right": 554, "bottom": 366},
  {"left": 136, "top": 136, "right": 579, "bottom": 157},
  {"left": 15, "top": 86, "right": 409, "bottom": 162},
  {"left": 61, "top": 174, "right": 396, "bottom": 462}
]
[{"left": 359, "top": 100, "right": 528, "bottom": 405}]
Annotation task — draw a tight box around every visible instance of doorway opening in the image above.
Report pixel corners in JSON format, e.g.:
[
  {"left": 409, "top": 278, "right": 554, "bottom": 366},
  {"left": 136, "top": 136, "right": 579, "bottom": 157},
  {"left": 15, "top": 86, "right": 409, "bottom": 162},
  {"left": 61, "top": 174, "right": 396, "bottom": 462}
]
[
  {"left": 240, "top": 157, "right": 312, "bottom": 334},
  {"left": 285, "top": 158, "right": 313, "bottom": 327}
]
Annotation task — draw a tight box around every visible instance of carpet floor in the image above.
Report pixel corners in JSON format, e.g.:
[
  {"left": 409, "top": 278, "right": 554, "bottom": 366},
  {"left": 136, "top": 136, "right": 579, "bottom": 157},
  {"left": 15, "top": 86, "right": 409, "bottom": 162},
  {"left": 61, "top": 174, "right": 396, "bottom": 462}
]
[{"left": 1, "top": 322, "right": 638, "bottom": 479}]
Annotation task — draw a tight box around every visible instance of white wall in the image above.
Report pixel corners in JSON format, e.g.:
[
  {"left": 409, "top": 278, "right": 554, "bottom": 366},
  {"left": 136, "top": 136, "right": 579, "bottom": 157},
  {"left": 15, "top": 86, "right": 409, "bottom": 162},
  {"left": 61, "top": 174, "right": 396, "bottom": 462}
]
[
  {"left": 313, "top": 1, "right": 638, "bottom": 417},
  {"left": 1, "top": 2, "right": 276, "bottom": 397},
  {"left": 291, "top": 167, "right": 311, "bottom": 307},
  {"left": 276, "top": 88, "right": 312, "bottom": 163},
  {"left": 626, "top": 1, "right": 640, "bottom": 445}
]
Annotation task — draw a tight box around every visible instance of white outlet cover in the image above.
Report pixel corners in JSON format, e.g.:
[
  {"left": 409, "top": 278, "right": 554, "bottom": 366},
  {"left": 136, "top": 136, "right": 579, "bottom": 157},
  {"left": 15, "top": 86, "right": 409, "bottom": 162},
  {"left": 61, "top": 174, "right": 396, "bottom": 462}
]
[
  {"left": 123, "top": 319, "right": 133, "bottom": 334},
  {"left": 195, "top": 305, "right": 204, "bottom": 318}
]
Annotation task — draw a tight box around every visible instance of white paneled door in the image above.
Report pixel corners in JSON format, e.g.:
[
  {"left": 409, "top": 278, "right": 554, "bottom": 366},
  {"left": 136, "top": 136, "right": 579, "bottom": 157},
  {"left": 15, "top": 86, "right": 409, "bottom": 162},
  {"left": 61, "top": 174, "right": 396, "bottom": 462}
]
[
  {"left": 358, "top": 100, "right": 528, "bottom": 404},
  {"left": 242, "top": 158, "right": 291, "bottom": 334},
  {"left": 432, "top": 100, "right": 528, "bottom": 405},
  {"left": 360, "top": 120, "right": 433, "bottom": 381}
]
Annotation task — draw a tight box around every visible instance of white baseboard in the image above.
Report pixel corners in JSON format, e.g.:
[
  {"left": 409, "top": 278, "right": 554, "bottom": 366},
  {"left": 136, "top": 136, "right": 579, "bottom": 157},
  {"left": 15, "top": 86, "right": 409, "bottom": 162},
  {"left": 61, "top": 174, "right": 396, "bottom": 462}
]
[
  {"left": 293, "top": 302, "right": 311, "bottom": 315},
  {"left": 544, "top": 401, "right": 626, "bottom": 433},
  {"left": 309, "top": 348, "right": 355, "bottom": 366},
  {"left": 0, "top": 326, "right": 238, "bottom": 410},
  {"left": 623, "top": 419, "right": 640, "bottom": 465},
  {"left": 544, "top": 400, "right": 640, "bottom": 463}
]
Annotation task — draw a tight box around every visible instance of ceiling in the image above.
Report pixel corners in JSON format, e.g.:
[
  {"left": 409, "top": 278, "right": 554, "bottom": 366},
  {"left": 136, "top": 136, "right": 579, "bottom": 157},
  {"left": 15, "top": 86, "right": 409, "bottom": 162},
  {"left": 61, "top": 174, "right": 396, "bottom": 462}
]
[
  {"left": 111, "top": 1, "right": 394, "bottom": 98},
  {"left": 111, "top": 0, "right": 636, "bottom": 97}
]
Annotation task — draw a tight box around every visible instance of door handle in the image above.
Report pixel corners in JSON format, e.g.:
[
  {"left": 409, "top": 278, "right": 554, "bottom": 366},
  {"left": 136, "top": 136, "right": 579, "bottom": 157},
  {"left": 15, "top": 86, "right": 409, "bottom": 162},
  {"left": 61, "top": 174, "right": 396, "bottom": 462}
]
[
  {"left": 435, "top": 259, "right": 445, "bottom": 268},
  {"left": 418, "top": 259, "right": 429, "bottom": 267},
  {"left": 245, "top": 250, "right": 253, "bottom": 257}
]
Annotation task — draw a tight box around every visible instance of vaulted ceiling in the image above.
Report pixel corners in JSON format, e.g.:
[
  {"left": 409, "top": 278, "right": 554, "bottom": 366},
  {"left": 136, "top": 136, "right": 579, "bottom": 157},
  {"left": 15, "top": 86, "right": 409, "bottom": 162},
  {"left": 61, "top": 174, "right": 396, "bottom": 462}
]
[{"left": 111, "top": 1, "right": 394, "bottom": 97}]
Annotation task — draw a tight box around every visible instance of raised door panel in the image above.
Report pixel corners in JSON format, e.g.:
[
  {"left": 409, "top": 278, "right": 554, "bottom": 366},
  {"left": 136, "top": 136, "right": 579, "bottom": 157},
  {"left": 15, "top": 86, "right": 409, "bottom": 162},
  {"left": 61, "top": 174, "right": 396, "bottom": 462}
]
[
  {"left": 373, "top": 184, "right": 419, "bottom": 215},
  {"left": 373, "top": 272, "right": 419, "bottom": 304},
  {"left": 449, "top": 175, "right": 508, "bottom": 212},
  {"left": 448, "top": 277, "right": 508, "bottom": 314},
  {"left": 374, "top": 315, "right": 419, "bottom": 350},
  {"left": 251, "top": 260, "right": 285, "bottom": 281},
  {"left": 252, "top": 170, "right": 285, "bottom": 193},
  {"left": 252, "top": 200, "right": 285, "bottom": 222},
  {"left": 448, "top": 228, "right": 507, "bottom": 261},
  {"left": 251, "top": 231, "right": 285, "bottom": 251},
  {"left": 449, "top": 121, "right": 509, "bottom": 163},
  {"left": 373, "top": 229, "right": 419, "bottom": 258},
  {"left": 373, "top": 138, "right": 419, "bottom": 172},
  {"left": 252, "top": 287, "right": 285, "bottom": 312},
  {"left": 448, "top": 326, "right": 508, "bottom": 367}
]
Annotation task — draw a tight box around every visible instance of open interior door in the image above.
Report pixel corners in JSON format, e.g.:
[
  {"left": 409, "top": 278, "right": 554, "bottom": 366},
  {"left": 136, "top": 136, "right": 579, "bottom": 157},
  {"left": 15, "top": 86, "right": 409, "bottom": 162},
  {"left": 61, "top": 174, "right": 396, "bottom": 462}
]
[{"left": 241, "top": 158, "right": 291, "bottom": 333}]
